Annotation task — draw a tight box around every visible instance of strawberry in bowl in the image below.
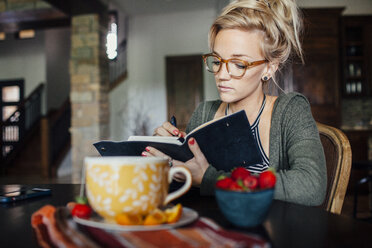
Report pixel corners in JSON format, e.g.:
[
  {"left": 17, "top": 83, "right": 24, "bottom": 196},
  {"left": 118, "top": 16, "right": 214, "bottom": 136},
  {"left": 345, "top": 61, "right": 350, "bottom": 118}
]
[{"left": 215, "top": 167, "right": 276, "bottom": 228}]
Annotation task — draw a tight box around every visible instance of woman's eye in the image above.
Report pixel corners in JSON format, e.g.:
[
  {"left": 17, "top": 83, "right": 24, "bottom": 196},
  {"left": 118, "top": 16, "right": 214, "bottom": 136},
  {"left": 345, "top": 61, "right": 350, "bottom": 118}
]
[
  {"left": 212, "top": 61, "right": 221, "bottom": 66},
  {"left": 233, "top": 62, "right": 247, "bottom": 70}
]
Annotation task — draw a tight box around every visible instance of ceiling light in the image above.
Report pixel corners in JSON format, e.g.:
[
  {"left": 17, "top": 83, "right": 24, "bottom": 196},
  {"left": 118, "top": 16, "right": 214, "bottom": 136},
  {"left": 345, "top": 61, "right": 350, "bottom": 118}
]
[{"left": 18, "top": 29, "right": 35, "bottom": 39}]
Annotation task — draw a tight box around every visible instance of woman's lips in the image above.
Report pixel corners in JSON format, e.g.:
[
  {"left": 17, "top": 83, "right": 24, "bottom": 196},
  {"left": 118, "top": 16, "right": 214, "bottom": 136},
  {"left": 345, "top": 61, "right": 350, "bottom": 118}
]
[{"left": 218, "top": 85, "right": 233, "bottom": 92}]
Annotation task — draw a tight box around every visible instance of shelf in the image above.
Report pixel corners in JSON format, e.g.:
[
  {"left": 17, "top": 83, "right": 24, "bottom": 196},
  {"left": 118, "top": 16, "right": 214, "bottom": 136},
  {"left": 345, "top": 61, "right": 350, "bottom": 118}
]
[
  {"left": 342, "top": 16, "right": 372, "bottom": 97},
  {"left": 346, "top": 76, "right": 363, "bottom": 80},
  {"left": 346, "top": 56, "right": 364, "bottom": 61},
  {"left": 346, "top": 41, "right": 363, "bottom": 46}
]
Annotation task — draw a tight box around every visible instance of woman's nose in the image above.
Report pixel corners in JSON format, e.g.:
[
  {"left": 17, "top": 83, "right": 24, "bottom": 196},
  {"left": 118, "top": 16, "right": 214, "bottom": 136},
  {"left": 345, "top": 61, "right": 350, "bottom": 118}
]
[{"left": 216, "top": 62, "right": 231, "bottom": 80}]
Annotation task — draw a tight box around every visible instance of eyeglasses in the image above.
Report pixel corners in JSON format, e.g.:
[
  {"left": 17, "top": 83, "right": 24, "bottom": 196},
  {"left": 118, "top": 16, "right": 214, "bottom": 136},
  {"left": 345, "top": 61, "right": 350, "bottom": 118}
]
[{"left": 202, "top": 53, "right": 268, "bottom": 78}]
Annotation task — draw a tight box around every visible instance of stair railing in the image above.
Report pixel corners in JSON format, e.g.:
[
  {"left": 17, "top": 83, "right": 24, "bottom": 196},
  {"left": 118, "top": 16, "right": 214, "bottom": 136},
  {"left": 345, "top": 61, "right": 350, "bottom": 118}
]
[
  {"left": 41, "top": 98, "right": 71, "bottom": 177},
  {"left": 109, "top": 39, "right": 127, "bottom": 90},
  {"left": 0, "top": 83, "right": 44, "bottom": 168}
]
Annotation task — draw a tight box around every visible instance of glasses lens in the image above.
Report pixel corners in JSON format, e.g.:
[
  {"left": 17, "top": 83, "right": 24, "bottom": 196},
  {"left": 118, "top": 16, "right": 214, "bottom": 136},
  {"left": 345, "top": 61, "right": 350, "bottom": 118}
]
[
  {"left": 205, "top": 55, "right": 221, "bottom": 73},
  {"left": 228, "top": 59, "right": 247, "bottom": 77}
]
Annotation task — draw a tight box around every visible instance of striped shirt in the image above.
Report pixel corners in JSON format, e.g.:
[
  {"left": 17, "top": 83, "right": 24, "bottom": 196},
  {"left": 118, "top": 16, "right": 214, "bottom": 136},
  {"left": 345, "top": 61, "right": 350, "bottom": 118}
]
[{"left": 225, "top": 95, "right": 269, "bottom": 174}]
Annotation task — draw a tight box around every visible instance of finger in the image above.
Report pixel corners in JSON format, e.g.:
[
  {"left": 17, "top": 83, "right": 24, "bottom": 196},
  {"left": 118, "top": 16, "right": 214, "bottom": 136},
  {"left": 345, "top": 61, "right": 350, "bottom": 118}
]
[
  {"left": 162, "top": 122, "right": 180, "bottom": 136},
  {"left": 174, "top": 172, "right": 186, "bottom": 181},
  {"left": 187, "top": 138, "right": 206, "bottom": 161},
  {"left": 179, "top": 131, "right": 187, "bottom": 138},
  {"left": 153, "top": 126, "right": 173, "bottom": 137},
  {"left": 144, "top": 146, "right": 168, "bottom": 158},
  {"left": 173, "top": 173, "right": 186, "bottom": 182},
  {"left": 173, "top": 177, "right": 185, "bottom": 183},
  {"left": 141, "top": 151, "right": 153, "bottom": 157}
]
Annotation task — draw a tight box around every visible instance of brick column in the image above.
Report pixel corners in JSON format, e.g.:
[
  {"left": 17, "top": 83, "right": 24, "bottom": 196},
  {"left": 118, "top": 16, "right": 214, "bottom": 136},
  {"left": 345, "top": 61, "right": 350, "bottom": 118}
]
[{"left": 70, "top": 14, "right": 109, "bottom": 183}]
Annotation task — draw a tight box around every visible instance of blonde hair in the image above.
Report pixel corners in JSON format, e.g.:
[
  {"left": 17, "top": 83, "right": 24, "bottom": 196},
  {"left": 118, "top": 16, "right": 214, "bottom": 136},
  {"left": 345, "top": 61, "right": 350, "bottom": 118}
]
[{"left": 209, "top": 0, "right": 304, "bottom": 66}]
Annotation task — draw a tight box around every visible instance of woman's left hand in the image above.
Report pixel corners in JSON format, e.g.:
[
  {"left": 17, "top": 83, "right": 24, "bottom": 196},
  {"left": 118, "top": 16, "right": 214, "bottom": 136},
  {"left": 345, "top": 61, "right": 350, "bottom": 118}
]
[{"left": 142, "top": 138, "right": 209, "bottom": 186}]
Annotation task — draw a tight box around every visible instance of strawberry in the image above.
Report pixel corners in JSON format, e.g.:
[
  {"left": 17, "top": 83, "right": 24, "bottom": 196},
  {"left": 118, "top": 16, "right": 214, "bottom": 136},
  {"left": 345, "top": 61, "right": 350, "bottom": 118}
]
[
  {"left": 228, "top": 181, "right": 243, "bottom": 191},
  {"left": 216, "top": 177, "right": 234, "bottom": 189},
  {"left": 71, "top": 204, "right": 92, "bottom": 219},
  {"left": 243, "top": 175, "right": 258, "bottom": 190},
  {"left": 231, "top": 167, "right": 251, "bottom": 181},
  {"left": 258, "top": 170, "right": 276, "bottom": 189}
]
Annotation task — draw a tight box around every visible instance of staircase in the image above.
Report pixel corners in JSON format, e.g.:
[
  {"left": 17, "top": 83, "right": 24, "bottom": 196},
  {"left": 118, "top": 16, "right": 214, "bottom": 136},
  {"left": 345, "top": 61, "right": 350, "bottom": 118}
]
[
  {"left": 6, "top": 123, "right": 42, "bottom": 176},
  {"left": 0, "top": 84, "right": 71, "bottom": 181}
]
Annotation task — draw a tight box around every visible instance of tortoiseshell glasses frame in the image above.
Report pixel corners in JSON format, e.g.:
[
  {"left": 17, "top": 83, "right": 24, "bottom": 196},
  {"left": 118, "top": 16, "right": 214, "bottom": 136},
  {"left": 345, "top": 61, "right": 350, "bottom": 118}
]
[{"left": 202, "top": 53, "right": 268, "bottom": 78}]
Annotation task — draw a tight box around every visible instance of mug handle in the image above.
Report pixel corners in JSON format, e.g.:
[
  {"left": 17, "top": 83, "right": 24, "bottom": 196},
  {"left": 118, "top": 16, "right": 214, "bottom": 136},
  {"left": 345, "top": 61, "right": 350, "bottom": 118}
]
[{"left": 163, "top": 166, "right": 192, "bottom": 206}]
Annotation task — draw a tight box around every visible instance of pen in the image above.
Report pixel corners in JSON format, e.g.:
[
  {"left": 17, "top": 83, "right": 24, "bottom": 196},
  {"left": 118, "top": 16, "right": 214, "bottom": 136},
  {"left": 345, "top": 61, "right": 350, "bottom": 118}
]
[
  {"left": 170, "top": 115, "right": 184, "bottom": 142},
  {"left": 170, "top": 115, "right": 177, "bottom": 127}
]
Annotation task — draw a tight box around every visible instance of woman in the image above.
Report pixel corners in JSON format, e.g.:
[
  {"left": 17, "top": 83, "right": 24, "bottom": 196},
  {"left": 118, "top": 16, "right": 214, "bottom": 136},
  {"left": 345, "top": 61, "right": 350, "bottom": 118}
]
[{"left": 144, "top": 0, "right": 326, "bottom": 206}]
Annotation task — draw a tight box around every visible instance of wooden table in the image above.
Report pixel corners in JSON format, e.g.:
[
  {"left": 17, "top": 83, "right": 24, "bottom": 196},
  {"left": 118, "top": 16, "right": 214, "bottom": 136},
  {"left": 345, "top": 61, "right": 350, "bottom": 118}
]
[{"left": 1, "top": 184, "right": 372, "bottom": 248}]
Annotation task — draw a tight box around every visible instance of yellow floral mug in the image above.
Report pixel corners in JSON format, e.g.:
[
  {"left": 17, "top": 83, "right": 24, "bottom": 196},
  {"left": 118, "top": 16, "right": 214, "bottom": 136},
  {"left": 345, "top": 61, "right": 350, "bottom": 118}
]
[{"left": 84, "top": 156, "right": 192, "bottom": 221}]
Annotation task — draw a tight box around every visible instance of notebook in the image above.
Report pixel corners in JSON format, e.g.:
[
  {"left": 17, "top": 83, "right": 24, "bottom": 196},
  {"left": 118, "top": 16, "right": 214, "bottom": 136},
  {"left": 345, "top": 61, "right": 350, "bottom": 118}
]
[{"left": 94, "top": 110, "right": 263, "bottom": 172}]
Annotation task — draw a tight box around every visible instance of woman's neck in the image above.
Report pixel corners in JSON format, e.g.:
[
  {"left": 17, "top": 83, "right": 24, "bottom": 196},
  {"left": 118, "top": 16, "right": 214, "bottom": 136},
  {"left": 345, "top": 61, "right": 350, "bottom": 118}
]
[{"left": 228, "top": 93, "right": 265, "bottom": 124}]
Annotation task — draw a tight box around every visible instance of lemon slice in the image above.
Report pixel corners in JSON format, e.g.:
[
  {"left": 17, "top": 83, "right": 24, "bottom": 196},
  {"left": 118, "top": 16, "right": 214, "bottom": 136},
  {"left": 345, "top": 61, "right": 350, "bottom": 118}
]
[
  {"left": 115, "top": 213, "right": 143, "bottom": 225},
  {"left": 143, "top": 209, "right": 167, "bottom": 225},
  {"left": 165, "top": 203, "right": 183, "bottom": 224}
]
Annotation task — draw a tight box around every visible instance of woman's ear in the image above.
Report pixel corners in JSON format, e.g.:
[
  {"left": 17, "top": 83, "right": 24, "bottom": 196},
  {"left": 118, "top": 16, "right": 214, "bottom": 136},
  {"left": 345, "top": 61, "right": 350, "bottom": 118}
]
[{"left": 265, "top": 61, "right": 279, "bottom": 79}]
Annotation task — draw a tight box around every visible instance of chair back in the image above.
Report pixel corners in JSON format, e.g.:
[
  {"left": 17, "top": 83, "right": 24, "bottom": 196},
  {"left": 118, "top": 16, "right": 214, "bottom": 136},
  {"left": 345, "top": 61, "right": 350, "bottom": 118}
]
[{"left": 317, "top": 123, "right": 352, "bottom": 214}]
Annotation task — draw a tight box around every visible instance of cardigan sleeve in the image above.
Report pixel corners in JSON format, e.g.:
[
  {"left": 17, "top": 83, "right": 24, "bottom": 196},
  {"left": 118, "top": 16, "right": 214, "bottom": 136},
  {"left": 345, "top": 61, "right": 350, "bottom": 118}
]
[{"left": 273, "top": 95, "right": 327, "bottom": 206}]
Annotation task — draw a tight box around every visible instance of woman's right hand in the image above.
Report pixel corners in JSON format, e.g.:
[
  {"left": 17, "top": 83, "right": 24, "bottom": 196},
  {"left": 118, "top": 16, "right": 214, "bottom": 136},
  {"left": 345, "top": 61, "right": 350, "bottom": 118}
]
[{"left": 153, "top": 122, "right": 186, "bottom": 138}]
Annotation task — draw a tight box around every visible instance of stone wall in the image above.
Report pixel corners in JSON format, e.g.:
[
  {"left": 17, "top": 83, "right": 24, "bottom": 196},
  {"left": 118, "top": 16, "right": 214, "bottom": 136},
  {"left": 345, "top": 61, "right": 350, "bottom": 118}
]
[
  {"left": 342, "top": 98, "right": 372, "bottom": 161},
  {"left": 342, "top": 98, "right": 372, "bottom": 129},
  {"left": 0, "top": 0, "right": 50, "bottom": 12},
  {"left": 70, "top": 14, "right": 109, "bottom": 183}
]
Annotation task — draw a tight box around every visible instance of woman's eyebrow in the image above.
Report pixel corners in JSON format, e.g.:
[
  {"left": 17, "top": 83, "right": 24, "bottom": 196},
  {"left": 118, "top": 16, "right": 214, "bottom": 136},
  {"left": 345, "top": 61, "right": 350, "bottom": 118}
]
[
  {"left": 232, "top": 54, "right": 254, "bottom": 59},
  {"left": 212, "top": 51, "right": 221, "bottom": 57},
  {"left": 212, "top": 51, "right": 254, "bottom": 59}
]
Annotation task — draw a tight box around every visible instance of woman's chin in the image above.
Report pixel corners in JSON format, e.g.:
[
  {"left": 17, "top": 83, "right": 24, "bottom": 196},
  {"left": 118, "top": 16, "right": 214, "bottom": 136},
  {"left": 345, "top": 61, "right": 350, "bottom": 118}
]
[{"left": 219, "top": 94, "right": 236, "bottom": 103}]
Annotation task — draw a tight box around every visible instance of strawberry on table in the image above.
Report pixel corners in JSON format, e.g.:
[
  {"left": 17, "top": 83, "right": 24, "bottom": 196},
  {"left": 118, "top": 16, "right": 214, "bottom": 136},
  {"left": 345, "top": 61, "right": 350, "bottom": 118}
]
[
  {"left": 258, "top": 170, "right": 277, "bottom": 189},
  {"left": 228, "top": 181, "right": 244, "bottom": 191},
  {"left": 71, "top": 204, "right": 92, "bottom": 219},
  {"left": 231, "top": 167, "right": 251, "bottom": 181},
  {"left": 243, "top": 175, "right": 258, "bottom": 190},
  {"left": 216, "top": 177, "right": 234, "bottom": 189},
  {"left": 216, "top": 167, "right": 276, "bottom": 192},
  {"left": 70, "top": 196, "right": 92, "bottom": 219}
]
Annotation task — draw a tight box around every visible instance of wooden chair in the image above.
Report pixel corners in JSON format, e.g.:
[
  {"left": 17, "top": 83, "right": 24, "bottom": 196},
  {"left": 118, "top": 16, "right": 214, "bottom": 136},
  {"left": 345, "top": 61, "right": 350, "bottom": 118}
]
[{"left": 317, "top": 123, "right": 352, "bottom": 214}]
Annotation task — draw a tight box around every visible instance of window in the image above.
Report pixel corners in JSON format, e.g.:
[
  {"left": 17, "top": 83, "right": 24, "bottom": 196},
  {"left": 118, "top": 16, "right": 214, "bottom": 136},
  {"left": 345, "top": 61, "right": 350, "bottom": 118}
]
[{"left": 106, "top": 11, "right": 118, "bottom": 60}]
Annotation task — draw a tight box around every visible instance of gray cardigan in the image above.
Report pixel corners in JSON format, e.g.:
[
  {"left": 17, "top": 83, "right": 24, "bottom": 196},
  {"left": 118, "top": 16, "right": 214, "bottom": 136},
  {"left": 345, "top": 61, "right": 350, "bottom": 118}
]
[{"left": 185, "top": 92, "right": 327, "bottom": 206}]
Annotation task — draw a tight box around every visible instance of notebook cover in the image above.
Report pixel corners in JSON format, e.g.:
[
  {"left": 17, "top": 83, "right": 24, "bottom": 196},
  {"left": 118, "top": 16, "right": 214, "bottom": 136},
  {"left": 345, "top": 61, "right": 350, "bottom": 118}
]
[{"left": 94, "top": 110, "right": 263, "bottom": 172}]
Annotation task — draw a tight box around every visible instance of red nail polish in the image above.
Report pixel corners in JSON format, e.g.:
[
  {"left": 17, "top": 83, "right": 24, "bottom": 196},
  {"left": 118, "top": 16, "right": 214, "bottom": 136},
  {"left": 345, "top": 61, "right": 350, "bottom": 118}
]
[
  {"left": 141, "top": 152, "right": 147, "bottom": 156},
  {"left": 173, "top": 129, "right": 179, "bottom": 135},
  {"left": 145, "top": 147, "right": 150, "bottom": 152},
  {"left": 189, "top": 138, "right": 195, "bottom": 145}
]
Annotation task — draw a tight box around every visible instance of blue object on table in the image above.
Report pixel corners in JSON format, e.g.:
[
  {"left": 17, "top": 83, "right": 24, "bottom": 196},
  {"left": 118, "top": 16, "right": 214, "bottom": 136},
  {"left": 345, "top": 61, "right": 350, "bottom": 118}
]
[{"left": 215, "top": 188, "right": 274, "bottom": 228}]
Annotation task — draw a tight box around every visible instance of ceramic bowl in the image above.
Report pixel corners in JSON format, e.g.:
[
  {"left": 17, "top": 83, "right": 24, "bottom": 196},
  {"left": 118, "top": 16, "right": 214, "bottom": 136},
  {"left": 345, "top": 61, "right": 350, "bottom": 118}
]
[{"left": 215, "top": 188, "right": 274, "bottom": 228}]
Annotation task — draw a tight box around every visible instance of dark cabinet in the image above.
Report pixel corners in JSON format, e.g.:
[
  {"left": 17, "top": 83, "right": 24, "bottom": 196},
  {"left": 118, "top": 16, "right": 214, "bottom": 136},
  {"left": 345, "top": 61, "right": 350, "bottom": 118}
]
[
  {"left": 344, "top": 130, "right": 371, "bottom": 162},
  {"left": 292, "top": 8, "right": 344, "bottom": 127},
  {"left": 341, "top": 16, "right": 372, "bottom": 97}
]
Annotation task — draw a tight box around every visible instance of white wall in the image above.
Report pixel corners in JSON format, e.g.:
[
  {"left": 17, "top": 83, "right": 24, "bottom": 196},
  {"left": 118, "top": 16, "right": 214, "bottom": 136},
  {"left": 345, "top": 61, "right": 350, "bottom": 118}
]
[
  {"left": 0, "top": 28, "right": 71, "bottom": 114},
  {"left": 0, "top": 31, "right": 46, "bottom": 100},
  {"left": 109, "top": 8, "right": 218, "bottom": 140},
  {"left": 45, "top": 27, "right": 71, "bottom": 111}
]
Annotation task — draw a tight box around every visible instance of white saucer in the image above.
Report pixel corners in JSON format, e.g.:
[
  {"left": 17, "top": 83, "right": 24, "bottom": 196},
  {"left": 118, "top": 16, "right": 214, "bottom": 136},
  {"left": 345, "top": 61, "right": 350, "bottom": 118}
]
[{"left": 73, "top": 207, "right": 198, "bottom": 232}]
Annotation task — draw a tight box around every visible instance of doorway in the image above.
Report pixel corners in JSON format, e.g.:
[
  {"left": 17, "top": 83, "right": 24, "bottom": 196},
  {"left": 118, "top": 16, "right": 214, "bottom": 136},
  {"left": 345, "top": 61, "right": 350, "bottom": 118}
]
[{"left": 166, "top": 55, "right": 204, "bottom": 131}]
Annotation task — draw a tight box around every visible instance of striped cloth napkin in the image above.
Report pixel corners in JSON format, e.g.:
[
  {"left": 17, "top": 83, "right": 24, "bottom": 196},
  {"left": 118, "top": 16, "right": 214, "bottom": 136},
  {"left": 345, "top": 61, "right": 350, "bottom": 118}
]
[{"left": 31, "top": 205, "right": 270, "bottom": 248}]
